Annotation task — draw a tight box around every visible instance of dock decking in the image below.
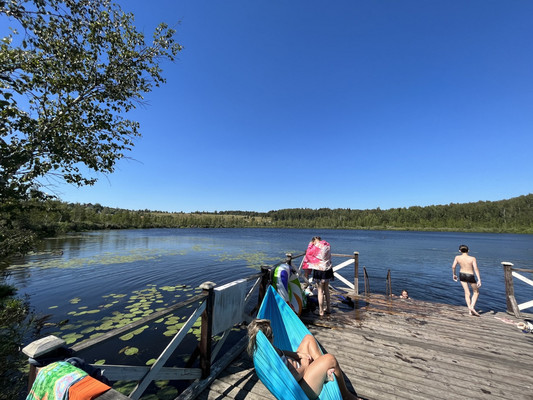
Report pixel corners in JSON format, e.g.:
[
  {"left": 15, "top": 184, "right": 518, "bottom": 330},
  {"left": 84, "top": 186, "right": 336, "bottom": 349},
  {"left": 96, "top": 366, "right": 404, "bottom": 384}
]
[{"left": 197, "top": 292, "right": 533, "bottom": 400}]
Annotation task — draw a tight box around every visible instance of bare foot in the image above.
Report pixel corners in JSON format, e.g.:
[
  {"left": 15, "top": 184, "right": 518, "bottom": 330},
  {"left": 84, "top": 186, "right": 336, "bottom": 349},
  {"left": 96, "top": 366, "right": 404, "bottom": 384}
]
[
  {"left": 326, "top": 368, "right": 335, "bottom": 381},
  {"left": 469, "top": 308, "right": 480, "bottom": 317}
]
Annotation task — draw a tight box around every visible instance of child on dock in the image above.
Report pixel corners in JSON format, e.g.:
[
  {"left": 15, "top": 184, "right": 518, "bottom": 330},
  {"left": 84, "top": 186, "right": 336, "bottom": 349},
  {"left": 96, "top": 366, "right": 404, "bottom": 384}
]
[
  {"left": 452, "top": 244, "right": 482, "bottom": 316},
  {"left": 247, "top": 319, "right": 359, "bottom": 400},
  {"left": 303, "top": 236, "right": 333, "bottom": 316}
]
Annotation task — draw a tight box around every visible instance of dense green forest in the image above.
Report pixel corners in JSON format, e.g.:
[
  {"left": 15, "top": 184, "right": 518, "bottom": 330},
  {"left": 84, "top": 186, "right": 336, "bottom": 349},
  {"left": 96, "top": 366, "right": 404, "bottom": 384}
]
[{"left": 3, "top": 194, "right": 532, "bottom": 258}]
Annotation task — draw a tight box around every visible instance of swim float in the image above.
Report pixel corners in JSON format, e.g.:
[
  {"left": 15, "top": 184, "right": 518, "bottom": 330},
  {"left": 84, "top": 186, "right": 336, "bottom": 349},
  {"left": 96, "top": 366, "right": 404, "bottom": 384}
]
[{"left": 271, "top": 263, "right": 305, "bottom": 315}]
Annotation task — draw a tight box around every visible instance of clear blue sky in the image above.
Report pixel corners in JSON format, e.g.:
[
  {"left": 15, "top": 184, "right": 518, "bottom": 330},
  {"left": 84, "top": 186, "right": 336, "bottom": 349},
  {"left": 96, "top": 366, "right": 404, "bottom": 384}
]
[{"left": 56, "top": 0, "right": 533, "bottom": 213}]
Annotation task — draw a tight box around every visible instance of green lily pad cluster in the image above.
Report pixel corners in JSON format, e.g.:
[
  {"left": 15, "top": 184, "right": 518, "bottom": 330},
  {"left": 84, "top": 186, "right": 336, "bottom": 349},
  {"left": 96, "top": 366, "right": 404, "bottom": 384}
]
[
  {"left": 216, "top": 251, "right": 278, "bottom": 269},
  {"left": 48, "top": 284, "right": 203, "bottom": 349},
  {"left": 12, "top": 248, "right": 188, "bottom": 270}
]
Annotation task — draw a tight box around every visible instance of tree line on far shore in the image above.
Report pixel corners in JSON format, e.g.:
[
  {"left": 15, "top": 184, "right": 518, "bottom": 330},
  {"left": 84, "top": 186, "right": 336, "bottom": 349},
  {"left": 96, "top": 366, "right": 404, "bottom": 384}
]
[{"left": 3, "top": 194, "right": 532, "bottom": 258}]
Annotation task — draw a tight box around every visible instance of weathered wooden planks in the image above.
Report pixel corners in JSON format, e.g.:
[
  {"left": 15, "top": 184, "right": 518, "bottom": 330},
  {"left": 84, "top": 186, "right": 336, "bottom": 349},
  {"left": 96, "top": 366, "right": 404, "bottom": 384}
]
[{"left": 197, "top": 293, "right": 533, "bottom": 400}]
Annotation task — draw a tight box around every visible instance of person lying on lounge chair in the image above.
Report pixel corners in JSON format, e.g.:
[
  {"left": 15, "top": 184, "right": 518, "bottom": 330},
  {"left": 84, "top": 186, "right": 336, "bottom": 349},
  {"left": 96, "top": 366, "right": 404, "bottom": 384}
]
[{"left": 247, "top": 319, "right": 359, "bottom": 400}]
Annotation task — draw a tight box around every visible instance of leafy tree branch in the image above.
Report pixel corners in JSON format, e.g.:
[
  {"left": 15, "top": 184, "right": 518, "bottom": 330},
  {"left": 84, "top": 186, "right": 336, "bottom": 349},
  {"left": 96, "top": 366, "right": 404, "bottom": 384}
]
[{"left": 1, "top": 0, "right": 182, "bottom": 200}]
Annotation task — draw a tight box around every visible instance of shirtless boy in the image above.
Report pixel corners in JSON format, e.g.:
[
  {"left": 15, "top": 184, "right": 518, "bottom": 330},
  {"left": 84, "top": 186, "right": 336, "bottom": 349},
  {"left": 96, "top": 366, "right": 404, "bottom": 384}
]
[{"left": 452, "top": 244, "right": 482, "bottom": 316}]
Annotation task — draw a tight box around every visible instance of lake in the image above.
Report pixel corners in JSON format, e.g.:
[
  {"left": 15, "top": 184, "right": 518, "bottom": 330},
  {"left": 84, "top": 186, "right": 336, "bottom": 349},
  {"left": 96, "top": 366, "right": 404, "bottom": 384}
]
[
  {"left": 6, "top": 228, "right": 533, "bottom": 396},
  {"left": 8, "top": 228, "right": 533, "bottom": 314}
]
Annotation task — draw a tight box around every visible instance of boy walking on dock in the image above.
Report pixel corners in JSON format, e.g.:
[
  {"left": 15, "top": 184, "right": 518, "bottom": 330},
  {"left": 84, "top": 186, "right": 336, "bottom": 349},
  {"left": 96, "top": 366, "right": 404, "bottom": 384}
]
[{"left": 452, "top": 245, "right": 482, "bottom": 316}]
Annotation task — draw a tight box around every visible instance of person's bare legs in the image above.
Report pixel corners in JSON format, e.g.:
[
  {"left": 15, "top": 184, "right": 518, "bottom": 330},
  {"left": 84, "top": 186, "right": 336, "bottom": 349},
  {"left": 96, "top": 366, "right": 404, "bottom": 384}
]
[
  {"left": 300, "top": 353, "right": 358, "bottom": 400},
  {"left": 461, "top": 281, "right": 479, "bottom": 316},
  {"left": 460, "top": 281, "right": 471, "bottom": 308},
  {"left": 470, "top": 282, "right": 480, "bottom": 315},
  {"left": 317, "top": 280, "right": 326, "bottom": 316},
  {"left": 297, "top": 335, "right": 358, "bottom": 399},
  {"left": 297, "top": 334, "right": 323, "bottom": 360},
  {"left": 324, "top": 280, "right": 331, "bottom": 314}
]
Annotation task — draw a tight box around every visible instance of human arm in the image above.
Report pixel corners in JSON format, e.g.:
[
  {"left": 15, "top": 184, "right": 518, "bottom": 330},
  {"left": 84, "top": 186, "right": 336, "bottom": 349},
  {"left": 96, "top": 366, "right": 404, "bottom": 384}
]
[
  {"left": 473, "top": 258, "right": 481, "bottom": 287},
  {"left": 282, "top": 349, "right": 312, "bottom": 363},
  {"left": 279, "top": 350, "right": 312, "bottom": 381},
  {"left": 452, "top": 257, "right": 458, "bottom": 281}
]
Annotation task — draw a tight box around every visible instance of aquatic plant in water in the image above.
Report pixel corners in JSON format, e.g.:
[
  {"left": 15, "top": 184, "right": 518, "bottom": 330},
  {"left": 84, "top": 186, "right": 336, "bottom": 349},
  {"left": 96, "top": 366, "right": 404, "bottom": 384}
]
[
  {"left": 47, "top": 283, "right": 203, "bottom": 351},
  {"left": 216, "top": 251, "right": 278, "bottom": 269},
  {"left": 10, "top": 248, "right": 189, "bottom": 270}
]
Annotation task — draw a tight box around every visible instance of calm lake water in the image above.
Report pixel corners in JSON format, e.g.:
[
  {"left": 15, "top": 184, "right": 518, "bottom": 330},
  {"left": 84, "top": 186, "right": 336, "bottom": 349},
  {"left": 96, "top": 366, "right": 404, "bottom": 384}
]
[
  {"left": 7, "top": 228, "right": 533, "bottom": 397},
  {"left": 8, "top": 228, "right": 533, "bottom": 317}
]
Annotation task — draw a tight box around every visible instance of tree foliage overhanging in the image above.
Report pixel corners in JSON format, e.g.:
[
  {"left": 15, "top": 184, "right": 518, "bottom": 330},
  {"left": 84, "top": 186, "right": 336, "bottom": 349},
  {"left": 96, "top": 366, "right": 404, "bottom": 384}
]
[
  {"left": 0, "top": 0, "right": 181, "bottom": 201},
  {"left": 0, "top": 1, "right": 181, "bottom": 394}
]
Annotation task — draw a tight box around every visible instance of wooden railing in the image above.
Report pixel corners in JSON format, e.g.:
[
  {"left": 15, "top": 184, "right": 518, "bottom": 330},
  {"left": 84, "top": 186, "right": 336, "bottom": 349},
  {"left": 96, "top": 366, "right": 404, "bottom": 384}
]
[
  {"left": 23, "top": 273, "right": 263, "bottom": 399},
  {"left": 23, "top": 249, "right": 361, "bottom": 399},
  {"left": 286, "top": 251, "right": 360, "bottom": 294},
  {"left": 502, "top": 262, "right": 533, "bottom": 317}
]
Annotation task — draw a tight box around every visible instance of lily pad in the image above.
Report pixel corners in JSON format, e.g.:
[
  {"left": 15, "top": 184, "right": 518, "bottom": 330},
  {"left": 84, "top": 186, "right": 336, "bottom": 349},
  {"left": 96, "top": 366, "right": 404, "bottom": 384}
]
[
  {"left": 163, "top": 329, "right": 177, "bottom": 337},
  {"left": 155, "top": 380, "right": 169, "bottom": 388},
  {"left": 132, "top": 325, "right": 149, "bottom": 335},
  {"left": 113, "top": 380, "right": 137, "bottom": 394},
  {"left": 124, "top": 347, "right": 139, "bottom": 356},
  {"left": 63, "top": 333, "right": 84, "bottom": 345},
  {"left": 119, "top": 333, "right": 134, "bottom": 341}
]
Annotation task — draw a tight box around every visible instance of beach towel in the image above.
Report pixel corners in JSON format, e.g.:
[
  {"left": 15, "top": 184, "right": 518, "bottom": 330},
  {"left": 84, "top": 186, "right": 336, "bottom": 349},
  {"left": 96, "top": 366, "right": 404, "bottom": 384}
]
[
  {"left": 27, "top": 361, "right": 87, "bottom": 400},
  {"left": 68, "top": 376, "right": 111, "bottom": 400}
]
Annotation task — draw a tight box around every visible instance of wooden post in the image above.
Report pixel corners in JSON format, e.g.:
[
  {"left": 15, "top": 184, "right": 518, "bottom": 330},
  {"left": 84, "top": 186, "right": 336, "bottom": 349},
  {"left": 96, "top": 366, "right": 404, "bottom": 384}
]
[
  {"left": 502, "top": 262, "right": 521, "bottom": 317},
  {"left": 251, "top": 266, "right": 271, "bottom": 316},
  {"left": 22, "top": 335, "right": 66, "bottom": 392},
  {"left": 363, "top": 267, "right": 370, "bottom": 296},
  {"left": 199, "top": 281, "right": 215, "bottom": 379},
  {"left": 386, "top": 270, "right": 392, "bottom": 297},
  {"left": 354, "top": 252, "right": 359, "bottom": 296}
]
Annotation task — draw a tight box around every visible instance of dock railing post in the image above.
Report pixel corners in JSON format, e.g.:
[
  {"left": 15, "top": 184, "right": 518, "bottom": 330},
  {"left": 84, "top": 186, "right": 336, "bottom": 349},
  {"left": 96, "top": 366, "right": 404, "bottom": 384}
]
[
  {"left": 354, "top": 252, "right": 359, "bottom": 296},
  {"left": 502, "top": 262, "right": 521, "bottom": 317},
  {"left": 363, "top": 267, "right": 370, "bottom": 296},
  {"left": 386, "top": 269, "right": 392, "bottom": 297},
  {"left": 257, "top": 266, "right": 271, "bottom": 311},
  {"left": 22, "top": 335, "right": 67, "bottom": 393},
  {"left": 199, "top": 281, "right": 215, "bottom": 379}
]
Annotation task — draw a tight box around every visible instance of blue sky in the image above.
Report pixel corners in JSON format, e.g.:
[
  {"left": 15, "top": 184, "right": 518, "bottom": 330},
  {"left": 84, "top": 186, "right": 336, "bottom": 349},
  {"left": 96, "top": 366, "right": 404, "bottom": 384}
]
[{"left": 56, "top": 0, "right": 533, "bottom": 213}]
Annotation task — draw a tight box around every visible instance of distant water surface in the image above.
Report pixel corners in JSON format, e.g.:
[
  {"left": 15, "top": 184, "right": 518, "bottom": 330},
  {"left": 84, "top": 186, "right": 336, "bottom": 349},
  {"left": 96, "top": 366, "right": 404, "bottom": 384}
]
[{"left": 8, "top": 228, "right": 533, "bottom": 316}]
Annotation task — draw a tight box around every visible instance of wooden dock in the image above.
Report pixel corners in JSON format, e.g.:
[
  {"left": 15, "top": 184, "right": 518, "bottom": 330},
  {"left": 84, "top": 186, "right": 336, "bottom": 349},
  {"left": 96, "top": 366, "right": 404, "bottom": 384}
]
[
  {"left": 23, "top": 256, "right": 533, "bottom": 399},
  {"left": 197, "top": 293, "right": 533, "bottom": 400}
]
